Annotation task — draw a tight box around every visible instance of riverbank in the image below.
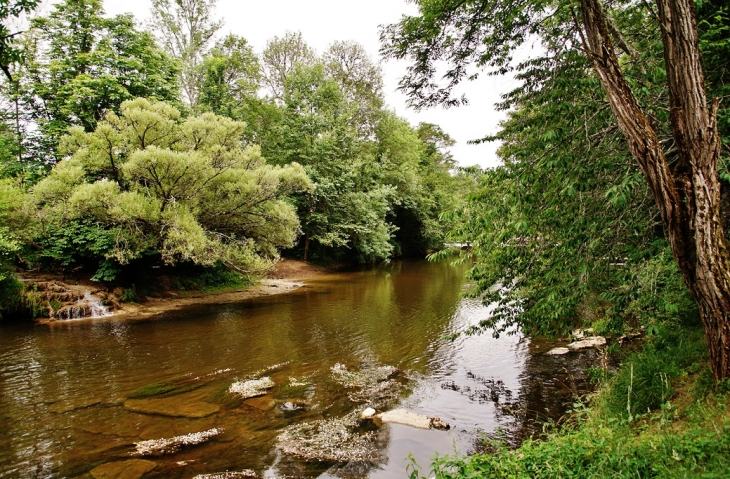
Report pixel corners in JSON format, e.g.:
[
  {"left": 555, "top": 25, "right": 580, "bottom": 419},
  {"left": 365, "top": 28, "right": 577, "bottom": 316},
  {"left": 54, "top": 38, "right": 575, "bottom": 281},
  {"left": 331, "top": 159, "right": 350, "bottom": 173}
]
[
  {"left": 21, "top": 259, "right": 329, "bottom": 324},
  {"left": 112, "top": 259, "right": 330, "bottom": 321},
  {"left": 411, "top": 324, "right": 730, "bottom": 478}
]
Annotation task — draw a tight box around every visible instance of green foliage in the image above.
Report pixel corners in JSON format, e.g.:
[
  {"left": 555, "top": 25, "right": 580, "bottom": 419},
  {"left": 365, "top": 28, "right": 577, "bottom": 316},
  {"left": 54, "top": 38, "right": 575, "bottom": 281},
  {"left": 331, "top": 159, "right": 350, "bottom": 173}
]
[
  {"left": 0, "top": 271, "right": 23, "bottom": 319},
  {"left": 595, "top": 327, "right": 708, "bottom": 421},
  {"left": 258, "top": 59, "right": 457, "bottom": 263},
  {"left": 260, "top": 31, "right": 315, "bottom": 101},
  {"left": 150, "top": 0, "right": 223, "bottom": 108},
  {"left": 120, "top": 284, "right": 138, "bottom": 303},
  {"left": 14, "top": 0, "right": 180, "bottom": 165},
  {"left": 413, "top": 0, "right": 728, "bottom": 338},
  {"left": 0, "top": 0, "right": 40, "bottom": 81},
  {"left": 29, "top": 98, "right": 312, "bottom": 276},
  {"left": 617, "top": 248, "right": 700, "bottom": 332},
  {"left": 415, "top": 418, "right": 730, "bottom": 478},
  {"left": 199, "top": 34, "right": 260, "bottom": 117}
]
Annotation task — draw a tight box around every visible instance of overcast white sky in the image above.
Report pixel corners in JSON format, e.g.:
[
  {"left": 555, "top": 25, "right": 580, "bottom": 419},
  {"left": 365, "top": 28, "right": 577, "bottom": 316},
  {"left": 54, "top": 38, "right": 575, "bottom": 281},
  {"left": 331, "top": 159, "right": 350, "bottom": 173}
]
[{"left": 97, "top": 0, "right": 514, "bottom": 168}]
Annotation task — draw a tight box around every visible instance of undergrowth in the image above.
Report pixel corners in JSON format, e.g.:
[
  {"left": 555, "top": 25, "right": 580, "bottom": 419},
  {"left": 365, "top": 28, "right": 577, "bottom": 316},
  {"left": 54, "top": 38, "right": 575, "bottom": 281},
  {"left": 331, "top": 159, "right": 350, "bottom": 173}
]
[{"left": 409, "top": 325, "right": 730, "bottom": 478}]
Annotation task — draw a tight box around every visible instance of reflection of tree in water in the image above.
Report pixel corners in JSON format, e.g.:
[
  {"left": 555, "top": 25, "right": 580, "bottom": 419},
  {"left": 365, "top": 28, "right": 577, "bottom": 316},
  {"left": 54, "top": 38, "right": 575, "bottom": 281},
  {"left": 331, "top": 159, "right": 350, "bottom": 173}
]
[{"left": 442, "top": 344, "right": 600, "bottom": 449}]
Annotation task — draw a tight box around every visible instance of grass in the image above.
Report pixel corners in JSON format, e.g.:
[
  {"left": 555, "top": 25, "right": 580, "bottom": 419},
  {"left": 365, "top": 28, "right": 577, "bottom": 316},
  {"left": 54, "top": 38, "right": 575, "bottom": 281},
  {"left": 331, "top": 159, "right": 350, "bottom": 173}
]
[{"left": 409, "top": 324, "right": 730, "bottom": 479}]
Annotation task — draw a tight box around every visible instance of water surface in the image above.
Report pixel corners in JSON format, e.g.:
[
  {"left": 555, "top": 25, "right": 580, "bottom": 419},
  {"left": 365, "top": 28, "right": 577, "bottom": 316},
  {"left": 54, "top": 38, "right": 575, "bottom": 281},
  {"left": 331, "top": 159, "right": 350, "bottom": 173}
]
[{"left": 0, "top": 260, "right": 593, "bottom": 478}]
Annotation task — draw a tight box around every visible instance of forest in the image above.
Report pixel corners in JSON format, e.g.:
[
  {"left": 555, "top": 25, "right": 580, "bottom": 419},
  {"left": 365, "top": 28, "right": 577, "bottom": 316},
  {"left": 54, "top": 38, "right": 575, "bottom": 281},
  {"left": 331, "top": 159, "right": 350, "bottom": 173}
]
[
  {"left": 1, "top": 0, "right": 730, "bottom": 477},
  {"left": 0, "top": 0, "right": 468, "bottom": 316}
]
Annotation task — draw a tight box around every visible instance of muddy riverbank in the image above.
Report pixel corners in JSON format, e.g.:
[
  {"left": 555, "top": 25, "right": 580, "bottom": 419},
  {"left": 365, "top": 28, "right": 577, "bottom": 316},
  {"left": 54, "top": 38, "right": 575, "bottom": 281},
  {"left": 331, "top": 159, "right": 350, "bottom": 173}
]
[{"left": 20, "top": 259, "right": 328, "bottom": 323}]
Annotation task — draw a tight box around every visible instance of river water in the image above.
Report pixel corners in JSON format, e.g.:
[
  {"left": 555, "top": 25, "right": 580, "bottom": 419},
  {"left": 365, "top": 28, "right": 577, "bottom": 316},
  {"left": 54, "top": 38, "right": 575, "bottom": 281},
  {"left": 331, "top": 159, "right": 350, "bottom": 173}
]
[{"left": 0, "top": 260, "right": 594, "bottom": 478}]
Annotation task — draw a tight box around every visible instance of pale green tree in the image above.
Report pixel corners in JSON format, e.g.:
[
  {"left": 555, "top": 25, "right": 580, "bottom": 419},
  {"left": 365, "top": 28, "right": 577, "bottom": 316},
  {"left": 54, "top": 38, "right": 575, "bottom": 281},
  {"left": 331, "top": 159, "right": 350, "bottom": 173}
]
[
  {"left": 30, "top": 98, "right": 312, "bottom": 277},
  {"left": 323, "top": 40, "right": 384, "bottom": 138}
]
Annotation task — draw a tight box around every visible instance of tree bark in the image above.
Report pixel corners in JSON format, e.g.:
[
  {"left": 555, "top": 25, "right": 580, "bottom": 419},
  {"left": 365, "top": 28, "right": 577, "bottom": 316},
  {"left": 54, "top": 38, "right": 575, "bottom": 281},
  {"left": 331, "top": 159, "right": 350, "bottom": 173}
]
[{"left": 579, "top": 0, "right": 730, "bottom": 379}]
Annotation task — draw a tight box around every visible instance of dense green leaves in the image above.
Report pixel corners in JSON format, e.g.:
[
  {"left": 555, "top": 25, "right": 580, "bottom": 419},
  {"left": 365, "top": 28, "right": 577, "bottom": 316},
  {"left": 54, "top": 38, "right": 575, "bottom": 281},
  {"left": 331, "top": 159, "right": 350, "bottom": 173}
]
[
  {"left": 0, "top": 0, "right": 39, "bottom": 80},
  {"left": 390, "top": 0, "right": 729, "bottom": 338},
  {"left": 25, "top": 98, "right": 312, "bottom": 276},
  {"left": 13, "top": 0, "right": 180, "bottom": 169}
]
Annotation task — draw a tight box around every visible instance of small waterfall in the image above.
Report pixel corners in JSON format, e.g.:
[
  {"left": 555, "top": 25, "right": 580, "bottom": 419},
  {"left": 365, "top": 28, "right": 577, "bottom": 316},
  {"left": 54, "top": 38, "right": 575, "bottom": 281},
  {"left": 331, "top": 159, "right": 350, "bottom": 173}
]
[
  {"left": 84, "top": 292, "right": 111, "bottom": 318},
  {"left": 56, "top": 292, "right": 111, "bottom": 320}
]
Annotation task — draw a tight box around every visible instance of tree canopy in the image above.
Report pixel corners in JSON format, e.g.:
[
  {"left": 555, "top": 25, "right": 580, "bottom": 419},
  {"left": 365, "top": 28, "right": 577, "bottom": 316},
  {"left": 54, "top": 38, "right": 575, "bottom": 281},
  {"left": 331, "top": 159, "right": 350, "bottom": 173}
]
[
  {"left": 20, "top": 98, "right": 311, "bottom": 278},
  {"left": 383, "top": 0, "right": 730, "bottom": 378}
]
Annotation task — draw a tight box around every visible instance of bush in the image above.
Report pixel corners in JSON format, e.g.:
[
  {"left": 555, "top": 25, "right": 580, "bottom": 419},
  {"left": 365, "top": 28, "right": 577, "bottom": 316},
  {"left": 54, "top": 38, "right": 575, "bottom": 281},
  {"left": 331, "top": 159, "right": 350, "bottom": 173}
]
[{"left": 0, "top": 270, "right": 23, "bottom": 319}]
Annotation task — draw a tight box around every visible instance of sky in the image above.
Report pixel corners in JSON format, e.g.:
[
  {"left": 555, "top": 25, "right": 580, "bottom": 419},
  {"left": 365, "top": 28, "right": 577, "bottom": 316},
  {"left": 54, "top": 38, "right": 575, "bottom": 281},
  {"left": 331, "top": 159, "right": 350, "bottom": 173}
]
[{"left": 95, "top": 0, "right": 516, "bottom": 168}]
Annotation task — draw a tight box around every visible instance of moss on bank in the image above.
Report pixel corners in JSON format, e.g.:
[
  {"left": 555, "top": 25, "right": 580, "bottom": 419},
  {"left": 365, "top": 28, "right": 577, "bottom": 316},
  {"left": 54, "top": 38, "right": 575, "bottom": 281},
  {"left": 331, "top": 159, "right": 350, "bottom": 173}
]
[{"left": 411, "top": 326, "right": 730, "bottom": 478}]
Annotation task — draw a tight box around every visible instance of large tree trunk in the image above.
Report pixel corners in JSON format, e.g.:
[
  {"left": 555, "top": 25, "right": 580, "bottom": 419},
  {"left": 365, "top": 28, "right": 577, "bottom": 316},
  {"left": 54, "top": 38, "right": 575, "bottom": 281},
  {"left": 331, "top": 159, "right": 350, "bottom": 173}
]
[{"left": 579, "top": 0, "right": 730, "bottom": 379}]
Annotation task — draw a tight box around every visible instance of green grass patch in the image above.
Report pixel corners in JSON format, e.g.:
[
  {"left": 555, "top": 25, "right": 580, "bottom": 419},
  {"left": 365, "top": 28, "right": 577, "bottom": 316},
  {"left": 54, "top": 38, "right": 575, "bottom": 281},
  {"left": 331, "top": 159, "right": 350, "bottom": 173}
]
[{"left": 415, "top": 415, "right": 730, "bottom": 478}]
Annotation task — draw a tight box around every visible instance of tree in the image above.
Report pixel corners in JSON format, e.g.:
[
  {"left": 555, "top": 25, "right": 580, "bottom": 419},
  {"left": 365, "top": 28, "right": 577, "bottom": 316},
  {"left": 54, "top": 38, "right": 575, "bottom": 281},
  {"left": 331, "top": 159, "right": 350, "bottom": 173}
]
[
  {"left": 261, "top": 31, "right": 315, "bottom": 102},
  {"left": 26, "top": 98, "right": 311, "bottom": 277},
  {"left": 15, "top": 0, "right": 179, "bottom": 168},
  {"left": 149, "top": 0, "right": 222, "bottom": 108},
  {"left": 264, "top": 63, "right": 396, "bottom": 263},
  {"left": 0, "top": 0, "right": 39, "bottom": 81},
  {"left": 323, "top": 40, "right": 384, "bottom": 138},
  {"left": 383, "top": 0, "right": 730, "bottom": 379}
]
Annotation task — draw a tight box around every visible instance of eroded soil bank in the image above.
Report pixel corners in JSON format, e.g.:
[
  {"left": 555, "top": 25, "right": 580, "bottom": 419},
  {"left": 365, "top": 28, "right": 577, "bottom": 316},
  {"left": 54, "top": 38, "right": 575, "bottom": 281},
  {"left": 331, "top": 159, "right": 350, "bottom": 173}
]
[{"left": 19, "top": 259, "right": 329, "bottom": 323}]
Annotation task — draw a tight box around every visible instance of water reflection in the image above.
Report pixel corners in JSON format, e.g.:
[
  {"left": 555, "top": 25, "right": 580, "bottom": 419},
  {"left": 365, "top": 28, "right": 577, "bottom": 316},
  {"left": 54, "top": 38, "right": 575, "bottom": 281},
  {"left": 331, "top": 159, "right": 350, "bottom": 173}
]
[{"left": 0, "top": 260, "right": 595, "bottom": 478}]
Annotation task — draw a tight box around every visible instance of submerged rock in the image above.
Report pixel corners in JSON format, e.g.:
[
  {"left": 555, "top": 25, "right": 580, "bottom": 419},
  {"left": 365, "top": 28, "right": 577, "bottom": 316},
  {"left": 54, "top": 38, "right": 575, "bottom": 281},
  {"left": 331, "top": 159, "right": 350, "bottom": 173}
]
[
  {"left": 90, "top": 459, "right": 156, "bottom": 479},
  {"left": 277, "top": 412, "right": 380, "bottom": 464},
  {"left": 134, "top": 428, "right": 222, "bottom": 456},
  {"left": 193, "top": 471, "right": 256, "bottom": 479},
  {"left": 124, "top": 397, "right": 219, "bottom": 418},
  {"left": 242, "top": 396, "right": 276, "bottom": 411},
  {"left": 229, "top": 377, "right": 275, "bottom": 399},
  {"left": 430, "top": 417, "right": 451, "bottom": 430},
  {"left": 48, "top": 397, "right": 102, "bottom": 413},
  {"left": 330, "top": 363, "right": 402, "bottom": 407},
  {"left": 567, "top": 336, "right": 607, "bottom": 350}
]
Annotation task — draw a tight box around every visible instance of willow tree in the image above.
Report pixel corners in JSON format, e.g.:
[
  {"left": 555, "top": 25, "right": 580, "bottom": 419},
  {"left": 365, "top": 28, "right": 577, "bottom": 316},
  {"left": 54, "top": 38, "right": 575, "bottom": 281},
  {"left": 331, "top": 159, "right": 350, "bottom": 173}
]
[
  {"left": 383, "top": 0, "right": 730, "bottom": 379},
  {"left": 28, "top": 98, "right": 311, "bottom": 278}
]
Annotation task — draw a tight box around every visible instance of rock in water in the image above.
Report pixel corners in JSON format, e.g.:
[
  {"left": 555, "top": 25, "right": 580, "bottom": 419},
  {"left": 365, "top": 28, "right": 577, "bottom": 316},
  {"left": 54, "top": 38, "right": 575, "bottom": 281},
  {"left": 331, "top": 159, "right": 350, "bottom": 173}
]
[
  {"left": 377, "top": 409, "right": 432, "bottom": 429},
  {"left": 567, "top": 336, "right": 607, "bottom": 350},
  {"left": 134, "top": 428, "right": 223, "bottom": 456},
  {"left": 90, "top": 459, "right": 156, "bottom": 479},
  {"left": 228, "top": 377, "right": 275, "bottom": 398},
  {"left": 546, "top": 347, "right": 571, "bottom": 355},
  {"left": 430, "top": 417, "right": 451, "bottom": 430},
  {"left": 360, "top": 407, "right": 377, "bottom": 419},
  {"left": 124, "top": 397, "right": 219, "bottom": 418}
]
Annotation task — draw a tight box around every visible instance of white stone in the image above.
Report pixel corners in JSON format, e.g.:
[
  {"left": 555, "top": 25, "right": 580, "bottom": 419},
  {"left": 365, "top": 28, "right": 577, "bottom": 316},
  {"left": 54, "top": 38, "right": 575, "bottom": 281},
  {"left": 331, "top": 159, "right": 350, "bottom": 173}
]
[
  {"left": 567, "top": 336, "right": 606, "bottom": 350},
  {"left": 377, "top": 409, "right": 432, "bottom": 429},
  {"left": 546, "top": 347, "right": 571, "bottom": 355},
  {"left": 360, "top": 407, "right": 377, "bottom": 419},
  {"left": 228, "top": 377, "right": 275, "bottom": 398}
]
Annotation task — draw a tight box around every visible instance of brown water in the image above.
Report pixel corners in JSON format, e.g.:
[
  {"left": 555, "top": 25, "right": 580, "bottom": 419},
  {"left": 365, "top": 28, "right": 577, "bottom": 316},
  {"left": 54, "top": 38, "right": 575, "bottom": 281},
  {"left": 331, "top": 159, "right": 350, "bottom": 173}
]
[{"left": 0, "top": 260, "right": 595, "bottom": 478}]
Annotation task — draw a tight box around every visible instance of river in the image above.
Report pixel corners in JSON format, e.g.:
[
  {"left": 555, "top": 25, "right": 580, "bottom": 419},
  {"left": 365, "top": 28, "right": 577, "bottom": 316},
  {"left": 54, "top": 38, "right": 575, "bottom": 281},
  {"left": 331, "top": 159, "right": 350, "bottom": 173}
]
[{"left": 0, "top": 260, "right": 595, "bottom": 478}]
